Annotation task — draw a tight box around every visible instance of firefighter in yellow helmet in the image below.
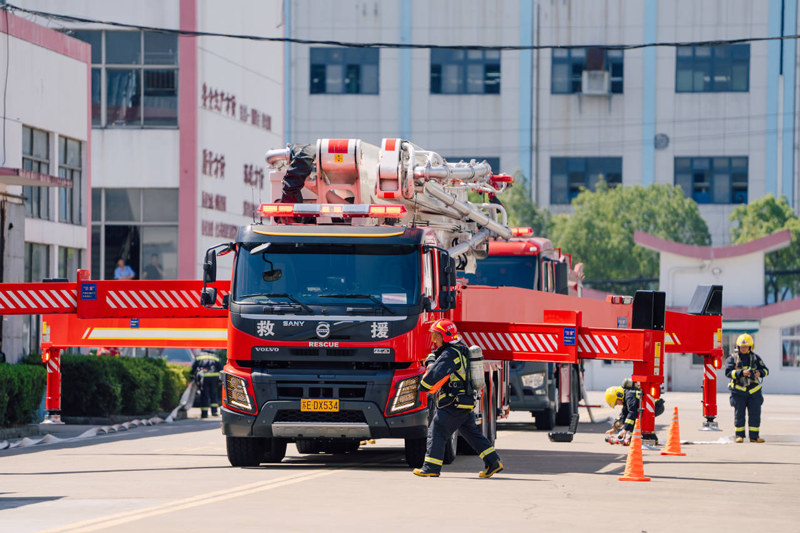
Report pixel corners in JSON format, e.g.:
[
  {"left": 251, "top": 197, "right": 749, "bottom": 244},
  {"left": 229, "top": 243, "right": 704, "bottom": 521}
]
[
  {"left": 604, "top": 380, "right": 664, "bottom": 444},
  {"left": 724, "top": 333, "right": 769, "bottom": 443}
]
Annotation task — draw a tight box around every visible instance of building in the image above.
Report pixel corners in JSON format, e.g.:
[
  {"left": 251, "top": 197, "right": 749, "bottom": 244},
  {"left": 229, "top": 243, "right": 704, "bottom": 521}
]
[
  {"left": 284, "top": 0, "right": 800, "bottom": 245},
  {"left": 15, "top": 0, "right": 285, "bottom": 284},
  {"left": 0, "top": 11, "right": 91, "bottom": 361}
]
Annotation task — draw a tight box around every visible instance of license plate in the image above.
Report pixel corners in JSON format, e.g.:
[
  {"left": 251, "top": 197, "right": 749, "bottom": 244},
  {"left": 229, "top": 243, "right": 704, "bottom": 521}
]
[{"left": 301, "top": 399, "right": 339, "bottom": 412}]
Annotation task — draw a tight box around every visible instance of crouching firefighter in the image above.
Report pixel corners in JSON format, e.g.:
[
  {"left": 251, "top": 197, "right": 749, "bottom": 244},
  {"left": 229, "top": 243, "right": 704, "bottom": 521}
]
[
  {"left": 604, "top": 379, "right": 665, "bottom": 444},
  {"left": 725, "top": 334, "right": 769, "bottom": 443},
  {"left": 412, "top": 319, "right": 503, "bottom": 478},
  {"left": 191, "top": 350, "right": 222, "bottom": 418}
]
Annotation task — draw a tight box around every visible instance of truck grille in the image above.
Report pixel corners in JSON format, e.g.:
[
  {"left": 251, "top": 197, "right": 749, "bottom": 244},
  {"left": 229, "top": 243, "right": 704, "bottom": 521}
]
[{"left": 274, "top": 410, "right": 367, "bottom": 424}]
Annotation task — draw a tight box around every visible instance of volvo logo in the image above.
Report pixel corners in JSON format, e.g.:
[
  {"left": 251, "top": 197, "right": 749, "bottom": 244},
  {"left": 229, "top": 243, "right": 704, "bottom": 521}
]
[{"left": 315, "top": 322, "right": 331, "bottom": 339}]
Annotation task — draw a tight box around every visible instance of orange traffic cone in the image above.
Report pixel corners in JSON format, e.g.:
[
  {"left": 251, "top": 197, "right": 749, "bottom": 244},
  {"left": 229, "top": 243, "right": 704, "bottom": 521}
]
[
  {"left": 661, "top": 406, "right": 686, "bottom": 456},
  {"left": 618, "top": 419, "right": 650, "bottom": 482}
]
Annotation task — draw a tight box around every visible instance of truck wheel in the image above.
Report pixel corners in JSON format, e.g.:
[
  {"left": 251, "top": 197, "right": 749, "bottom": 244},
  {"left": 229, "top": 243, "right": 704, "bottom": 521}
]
[
  {"left": 535, "top": 408, "right": 557, "bottom": 430},
  {"left": 263, "top": 438, "right": 287, "bottom": 463},
  {"left": 443, "top": 431, "right": 458, "bottom": 464},
  {"left": 295, "top": 439, "right": 321, "bottom": 454},
  {"left": 404, "top": 437, "right": 426, "bottom": 468},
  {"left": 226, "top": 436, "right": 266, "bottom": 467}
]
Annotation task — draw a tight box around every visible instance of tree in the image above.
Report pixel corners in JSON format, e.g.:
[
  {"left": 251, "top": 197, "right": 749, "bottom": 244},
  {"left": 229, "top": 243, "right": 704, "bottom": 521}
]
[
  {"left": 549, "top": 182, "right": 711, "bottom": 293},
  {"left": 729, "top": 194, "right": 800, "bottom": 303}
]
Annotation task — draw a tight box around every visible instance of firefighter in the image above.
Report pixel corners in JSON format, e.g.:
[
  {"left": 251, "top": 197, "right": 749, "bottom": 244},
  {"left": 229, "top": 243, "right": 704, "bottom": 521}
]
[
  {"left": 604, "top": 380, "right": 665, "bottom": 443},
  {"left": 191, "top": 350, "right": 223, "bottom": 418},
  {"left": 412, "top": 319, "right": 503, "bottom": 478},
  {"left": 724, "top": 334, "right": 769, "bottom": 443}
]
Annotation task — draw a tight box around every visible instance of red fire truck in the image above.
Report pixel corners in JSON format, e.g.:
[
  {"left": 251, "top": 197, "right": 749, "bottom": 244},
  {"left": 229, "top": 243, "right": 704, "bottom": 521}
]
[
  {"left": 466, "top": 230, "right": 585, "bottom": 430},
  {"left": 0, "top": 138, "right": 724, "bottom": 469}
]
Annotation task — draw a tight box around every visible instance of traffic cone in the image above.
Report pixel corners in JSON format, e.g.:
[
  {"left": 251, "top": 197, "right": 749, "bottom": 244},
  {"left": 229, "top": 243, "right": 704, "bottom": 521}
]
[
  {"left": 660, "top": 406, "right": 686, "bottom": 456},
  {"left": 618, "top": 419, "right": 650, "bottom": 482}
]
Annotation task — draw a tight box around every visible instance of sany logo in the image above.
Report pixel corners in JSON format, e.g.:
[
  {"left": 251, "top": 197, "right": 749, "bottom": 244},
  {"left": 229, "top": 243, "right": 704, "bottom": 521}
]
[
  {"left": 256, "top": 320, "right": 275, "bottom": 337},
  {"left": 283, "top": 321, "right": 305, "bottom": 327}
]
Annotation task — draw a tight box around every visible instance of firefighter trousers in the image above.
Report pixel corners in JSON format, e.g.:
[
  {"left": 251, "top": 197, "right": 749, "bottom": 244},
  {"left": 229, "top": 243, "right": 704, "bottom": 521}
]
[
  {"left": 200, "top": 375, "right": 220, "bottom": 416},
  {"left": 730, "top": 391, "right": 763, "bottom": 438},
  {"left": 422, "top": 404, "right": 500, "bottom": 474}
]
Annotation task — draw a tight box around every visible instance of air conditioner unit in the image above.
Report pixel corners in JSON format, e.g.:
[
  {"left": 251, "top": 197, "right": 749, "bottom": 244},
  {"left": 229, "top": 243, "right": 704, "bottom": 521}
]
[{"left": 581, "top": 70, "right": 610, "bottom": 95}]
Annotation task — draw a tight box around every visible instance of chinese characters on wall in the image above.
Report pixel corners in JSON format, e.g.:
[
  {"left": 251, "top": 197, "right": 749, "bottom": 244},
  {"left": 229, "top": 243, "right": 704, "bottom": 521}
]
[{"left": 202, "top": 83, "right": 272, "bottom": 132}]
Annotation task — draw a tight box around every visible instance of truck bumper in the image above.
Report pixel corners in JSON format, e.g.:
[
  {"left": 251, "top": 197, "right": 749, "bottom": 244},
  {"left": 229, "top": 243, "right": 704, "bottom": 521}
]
[{"left": 221, "top": 401, "right": 428, "bottom": 440}]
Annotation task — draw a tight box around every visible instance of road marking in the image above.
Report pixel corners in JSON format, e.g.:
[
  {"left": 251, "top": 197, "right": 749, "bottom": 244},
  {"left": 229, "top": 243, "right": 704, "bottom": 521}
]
[{"left": 40, "top": 469, "right": 338, "bottom": 532}]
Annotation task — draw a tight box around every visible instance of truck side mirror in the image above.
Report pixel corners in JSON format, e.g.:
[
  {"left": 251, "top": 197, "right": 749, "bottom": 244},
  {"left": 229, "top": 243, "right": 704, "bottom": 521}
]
[
  {"left": 203, "top": 249, "right": 217, "bottom": 284},
  {"left": 201, "top": 287, "right": 217, "bottom": 306},
  {"left": 439, "top": 251, "right": 456, "bottom": 289},
  {"left": 222, "top": 293, "right": 230, "bottom": 310}
]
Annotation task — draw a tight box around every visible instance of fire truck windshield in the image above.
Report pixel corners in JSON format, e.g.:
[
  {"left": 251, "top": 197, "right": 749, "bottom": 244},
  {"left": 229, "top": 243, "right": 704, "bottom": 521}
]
[
  {"left": 234, "top": 243, "right": 421, "bottom": 308},
  {"left": 466, "top": 256, "right": 537, "bottom": 290}
]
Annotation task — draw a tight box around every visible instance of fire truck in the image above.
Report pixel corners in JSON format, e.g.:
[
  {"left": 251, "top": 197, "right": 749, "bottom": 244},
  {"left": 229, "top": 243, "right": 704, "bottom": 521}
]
[
  {"left": 466, "top": 230, "right": 585, "bottom": 430},
  {"left": 0, "top": 138, "right": 724, "bottom": 470}
]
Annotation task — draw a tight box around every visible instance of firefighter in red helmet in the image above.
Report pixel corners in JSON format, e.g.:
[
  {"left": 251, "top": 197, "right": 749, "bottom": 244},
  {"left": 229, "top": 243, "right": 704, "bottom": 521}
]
[{"left": 412, "top": 318, "right": 503, "bottom": 478}]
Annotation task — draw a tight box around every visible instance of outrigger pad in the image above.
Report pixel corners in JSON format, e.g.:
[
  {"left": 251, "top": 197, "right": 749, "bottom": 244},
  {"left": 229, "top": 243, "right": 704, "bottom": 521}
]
[
  {"left": 687, "top": 285, "right": 723, "bottom": 316},
  {"left": 548, "top": 413, "right": 580, "bottom": 443},
  {"left": 631, "top": 291, "right": 665, "bottom": 331}
]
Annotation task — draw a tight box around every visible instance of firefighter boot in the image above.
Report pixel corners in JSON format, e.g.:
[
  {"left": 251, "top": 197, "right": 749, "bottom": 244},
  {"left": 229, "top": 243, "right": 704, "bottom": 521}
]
[
  {"left": 479, "top": 460, "right": 504, "bottom": 478},
  {"left": 201, "top": 408, "right": 209, "bottom": 419},
  {"left": 412, "top": 468, "right": 440, "bottom": 478},
  {"left": 750, "top": 437, "right": 765, "bottom": 443},
  {"left": 211, "top": 404, "right": 219, "bottom": 416},
  {"left": 735, "top": 437, "right": 744, "bottom": 443}
]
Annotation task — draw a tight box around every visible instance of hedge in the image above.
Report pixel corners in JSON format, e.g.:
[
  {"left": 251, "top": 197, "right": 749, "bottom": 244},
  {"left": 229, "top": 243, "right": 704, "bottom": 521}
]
[
  {"left": 0, "top": 364, "right": 47, "bottom": 427},
  {"left": 60, "top": 355, "right": 190, "bottom": 418}
]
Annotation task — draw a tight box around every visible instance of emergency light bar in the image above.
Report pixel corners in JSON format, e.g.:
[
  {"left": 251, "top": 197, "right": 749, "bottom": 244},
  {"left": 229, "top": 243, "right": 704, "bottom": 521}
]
[
  {"left": 259, "top": 203, "right": 407, "bottom": 219},
  {"left": 510, "top": 227, "right": 534, "bottom": 237}
]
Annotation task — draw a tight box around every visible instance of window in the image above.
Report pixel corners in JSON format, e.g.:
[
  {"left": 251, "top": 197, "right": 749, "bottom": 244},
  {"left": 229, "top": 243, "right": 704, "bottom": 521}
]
[
  {"left": 676, "top": 45, "right": 750, "bottom": 93},
  {"left": 551, "top": 48, "right": 623, "bottom": 94},
  {"left": 309, "top": 48, "right": 379, "bottom": 94},
  {"left": 58, "top": 137, "right": 83, "bottom": 225},
  {"left": 91, "top": 188, "right": 179, "bottom": 280},
  {"left": 58, "top": 247, "right": 83, "bottom": 282},
  {"left": 22, "top": 126, "right": 51, "bottom": 220},
  {"left": 24, "top": 242, "right": 50, "bottom": 354},
  {"left": 430, "top": 49, "right": 501, "bottom": 94},
  {"left": 782, "top": 326, "right": 800, "bottom": 367},
  {"left": 445, "top": 157, "right": 500, "bottom": 174},
  {"left": 70, "top": 30, "right": 179, "bottom": 127},
  {"left": 675, "top": 157, "right": 748, "bottom": 204},
  {"left": 550, "top": 157, "right": 622, "bottom": 204}
]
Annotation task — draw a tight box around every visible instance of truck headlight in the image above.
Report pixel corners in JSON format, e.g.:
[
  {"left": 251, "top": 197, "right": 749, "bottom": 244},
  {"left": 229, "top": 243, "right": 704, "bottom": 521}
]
[
  {"left": 521, "top": 372, "right": 546, "bottom": 389},
  {"left": 390, "top": 376, "right": 421, "bottom": 413},
  {"left": 225, "top": 373, "right": 253, "bottom": 412}
]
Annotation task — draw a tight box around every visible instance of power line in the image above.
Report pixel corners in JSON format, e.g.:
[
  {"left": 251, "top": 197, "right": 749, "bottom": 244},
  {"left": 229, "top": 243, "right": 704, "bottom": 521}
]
[{"left": 5, "top": 2, "right": 800, "bottom": 51}]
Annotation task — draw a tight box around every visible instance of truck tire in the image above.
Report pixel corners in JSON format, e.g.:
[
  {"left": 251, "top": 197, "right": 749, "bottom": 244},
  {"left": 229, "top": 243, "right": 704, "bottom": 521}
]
[
  {"left": 263, "top": 438, "right": 287, "bottom": 463},
  {"left": 404, "top": 437, "right": 426, "bottom": 468},
  {"left": 226, "top": 436, "right": 266, "bottom": 467},
  {"left": 535, "top": 407, "right": 557, "bottom": 430},
  {"left": 556, "top": 366, "right": 580, "bottom": 426},
  {"left": 295, "top": 439, "right": 321, "bottom": 454},
  {"left": 443, "top": 431, "right": 458, "bottom": 464}
]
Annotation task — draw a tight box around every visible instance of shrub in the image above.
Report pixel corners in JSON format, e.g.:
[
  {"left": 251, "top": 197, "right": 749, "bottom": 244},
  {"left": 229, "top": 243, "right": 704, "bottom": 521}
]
[
  {"left": 0, "top": 364, "right": 47, "bottom": 427},
  {"left": 162, "top": 364, "right": 190, "bottom": 411},
  {"left": 61, "top": 355, "right": 122, "bottom": 417}
]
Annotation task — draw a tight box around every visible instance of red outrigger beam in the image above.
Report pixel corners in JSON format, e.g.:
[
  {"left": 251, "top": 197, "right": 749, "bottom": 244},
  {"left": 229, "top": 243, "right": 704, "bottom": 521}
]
[{"left": 2, "top": 270, "right": 722, "bottom": 436}]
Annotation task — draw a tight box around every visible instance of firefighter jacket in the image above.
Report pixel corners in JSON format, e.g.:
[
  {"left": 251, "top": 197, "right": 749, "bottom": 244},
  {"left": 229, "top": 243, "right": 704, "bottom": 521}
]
[
  {"left": 616, "top": 388, "right": 642, "bottom": 432},
  {"left": 725, "top": 351, "right": 768, "bottom": 395},
  {"left": 419, "top": 343, "right": 474, "bottom": 409},
  {"left": 191, "top": 352, "right": 222, "bottom": 378}
]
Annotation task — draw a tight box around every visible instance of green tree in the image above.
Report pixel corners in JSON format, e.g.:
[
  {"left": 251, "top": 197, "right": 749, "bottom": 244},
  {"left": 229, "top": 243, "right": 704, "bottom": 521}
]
[
  {"left": 549, "top": 182, "right": 711, "bottom": 293},
  {"left": 729, "top": 194, "right": 800, "bottom": 303}
]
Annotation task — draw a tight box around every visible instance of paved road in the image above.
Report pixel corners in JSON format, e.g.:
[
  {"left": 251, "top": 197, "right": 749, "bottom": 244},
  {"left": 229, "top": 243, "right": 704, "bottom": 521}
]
[{"left": 1, "top": 393, "right": 798, "bottom": 533}]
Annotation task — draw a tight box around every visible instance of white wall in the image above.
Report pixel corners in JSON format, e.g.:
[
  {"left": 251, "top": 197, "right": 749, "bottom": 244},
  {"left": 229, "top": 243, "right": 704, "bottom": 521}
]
[{"left": 196, "top": 0, "right": 285, "bottom": 280}]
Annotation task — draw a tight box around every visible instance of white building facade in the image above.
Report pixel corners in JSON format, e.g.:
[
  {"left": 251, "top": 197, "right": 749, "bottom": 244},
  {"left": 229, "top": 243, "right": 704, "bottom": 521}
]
[
  {"left": 0, "top": 11, "right": 91, "bottom": 361},
  {"left": 285, "top": 0, "right": 800, "bottom": 245},
  {"left": 15, "top": 0, "right": 285, "bottom": 285}
]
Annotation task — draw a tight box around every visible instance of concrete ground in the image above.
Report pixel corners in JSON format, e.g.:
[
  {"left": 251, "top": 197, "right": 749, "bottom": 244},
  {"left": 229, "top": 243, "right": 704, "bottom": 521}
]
[{"left": 0, "top": 393, "right": 798, "bottom": 533}]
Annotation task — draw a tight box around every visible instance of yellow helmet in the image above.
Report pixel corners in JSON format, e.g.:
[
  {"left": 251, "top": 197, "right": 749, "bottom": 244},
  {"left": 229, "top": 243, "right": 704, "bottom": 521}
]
[
  {"left": 736, "top": 333, "right": 754, "bottom": 350},
  {"left": 605, "top": 386, "right": 624, "bottom": 408}
]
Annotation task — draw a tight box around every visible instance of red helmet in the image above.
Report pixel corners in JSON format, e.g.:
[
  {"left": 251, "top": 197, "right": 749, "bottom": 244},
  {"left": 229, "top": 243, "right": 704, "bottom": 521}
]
[{"left": 429, "top": 319, "right": 459, "bottom": 343}]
